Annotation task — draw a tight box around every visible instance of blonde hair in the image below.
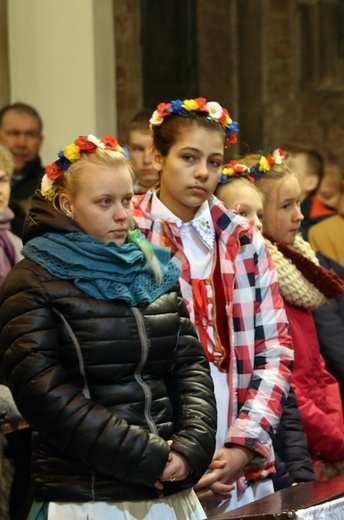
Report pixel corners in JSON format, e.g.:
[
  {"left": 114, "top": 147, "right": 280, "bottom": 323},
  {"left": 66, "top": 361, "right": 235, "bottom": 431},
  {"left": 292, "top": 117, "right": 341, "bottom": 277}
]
[
  {"left": 0, "top": 144, "right": 14, "bottom": 177},
  {"left": 215, "top": 175, "right": 264, "bottom": 204},
  {"left": 54, "top": 148, "right": 134, "bottom": 204},
  {"left": 239, "top": 153, "right": 294, "bottom": 198}
]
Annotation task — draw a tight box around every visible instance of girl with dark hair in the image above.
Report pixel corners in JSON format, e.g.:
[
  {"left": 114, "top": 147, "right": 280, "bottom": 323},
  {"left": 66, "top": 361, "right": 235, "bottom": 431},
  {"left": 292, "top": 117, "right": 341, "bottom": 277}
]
[{"left": 134, "top": 98, "right": 294, "bottom": 514}]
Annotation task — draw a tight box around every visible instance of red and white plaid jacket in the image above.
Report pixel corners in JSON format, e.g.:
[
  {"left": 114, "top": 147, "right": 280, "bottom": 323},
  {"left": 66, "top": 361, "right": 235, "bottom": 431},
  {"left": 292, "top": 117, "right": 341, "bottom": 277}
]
[{"left": 134, "top": 192, "right": 294, "bottom": 480}]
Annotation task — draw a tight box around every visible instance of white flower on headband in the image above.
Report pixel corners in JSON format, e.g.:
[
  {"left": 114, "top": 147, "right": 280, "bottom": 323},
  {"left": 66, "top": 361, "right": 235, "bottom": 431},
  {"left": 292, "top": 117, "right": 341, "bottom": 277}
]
[
  {"left": 205, "top": 101, "right": 223, "bottom": 120},
  {"left": 272, "top": 148, "right": 285, "bottom": 164},
  {"left": 149, "top": 111, "right": 164, "bottom": 126},
  {"left": 87, "top": 134, "right": 105, "bottom": 149}
]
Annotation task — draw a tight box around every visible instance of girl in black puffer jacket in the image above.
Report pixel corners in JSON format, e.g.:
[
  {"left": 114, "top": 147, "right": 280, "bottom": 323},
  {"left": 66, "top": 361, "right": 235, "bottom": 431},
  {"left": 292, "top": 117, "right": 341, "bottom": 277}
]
[{"left": 0, "top": 135, "right": 216, "bottom": 520}]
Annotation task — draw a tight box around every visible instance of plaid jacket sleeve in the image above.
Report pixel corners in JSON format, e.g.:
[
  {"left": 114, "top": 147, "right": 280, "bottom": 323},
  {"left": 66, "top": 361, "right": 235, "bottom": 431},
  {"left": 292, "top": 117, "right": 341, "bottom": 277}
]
[{"left": 226, "top": 226, "right": 294, "bottom": 462}]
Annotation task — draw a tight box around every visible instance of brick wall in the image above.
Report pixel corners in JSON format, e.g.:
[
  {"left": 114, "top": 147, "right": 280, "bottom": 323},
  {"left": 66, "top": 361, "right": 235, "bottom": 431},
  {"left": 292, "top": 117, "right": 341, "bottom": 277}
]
[
  {"left": 114, "top": 0, "right": 344, "bottom": 167},
  {"left": 113, "top": 0, "right": 143, "bottom": 144}
]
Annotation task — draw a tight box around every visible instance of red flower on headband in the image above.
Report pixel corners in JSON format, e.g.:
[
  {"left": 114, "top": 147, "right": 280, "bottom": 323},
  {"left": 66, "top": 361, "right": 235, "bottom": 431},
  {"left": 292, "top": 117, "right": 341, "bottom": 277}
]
[
  {"left": 218, "top": 107, "right": 229, "bottom": 125},
  {"left": 76, "top": 136, "right": 97, "bottom": 153},
  {"left": 45, "top": 163, "right": 63, "bottom": 181},
  {"left": 102, "top": 135, "right": 119, "bottom": 150},
  {"left": 227, "top": 133, "right": 238, "bottom": 145},
  {"left": 195, "top": 97, "right": 208, "bottom": 111},
  {"left": 156, "top": 102, "right": 172, "bottom": 117}
]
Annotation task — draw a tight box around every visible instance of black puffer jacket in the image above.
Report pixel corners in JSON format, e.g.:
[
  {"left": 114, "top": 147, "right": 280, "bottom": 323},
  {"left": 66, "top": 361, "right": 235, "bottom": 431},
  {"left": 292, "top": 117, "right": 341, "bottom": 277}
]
[{"left": 0, "top": 193, "right": 217, "bottom": 502}]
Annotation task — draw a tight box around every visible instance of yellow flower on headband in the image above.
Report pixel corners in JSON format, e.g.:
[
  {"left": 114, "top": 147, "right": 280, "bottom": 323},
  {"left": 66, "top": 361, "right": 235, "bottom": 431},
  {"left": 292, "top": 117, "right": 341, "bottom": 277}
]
[
  {"left": 222, "top": 166, "right": 236, "bottom": 177},
  {"left": 259, "top": 156, "right": 270, "bottom": 172},
  {"left": 183, "top": 99, "right": 199, "bottom": 111},
  {"left": 41, "top": 175, "right": 57, "bottom": 201},
  {"left": 64, "top": 144, "right": 80, "bottom": 162}
]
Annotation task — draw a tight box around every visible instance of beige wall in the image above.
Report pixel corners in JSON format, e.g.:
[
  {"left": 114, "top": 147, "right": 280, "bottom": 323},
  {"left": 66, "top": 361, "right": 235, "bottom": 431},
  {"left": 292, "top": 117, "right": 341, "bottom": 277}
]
[
  {"left": 0, "top": 0, "right": 10, "bottom": 108},
  {"left": 6, "top": 0, "right": 116, "bottom": 166}
]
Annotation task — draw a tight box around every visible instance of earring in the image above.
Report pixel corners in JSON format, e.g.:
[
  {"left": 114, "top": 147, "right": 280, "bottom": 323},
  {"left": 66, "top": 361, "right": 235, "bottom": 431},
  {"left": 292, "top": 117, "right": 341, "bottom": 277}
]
[{"left": 66, "top": 212, "right": 75, "bottom": 220}]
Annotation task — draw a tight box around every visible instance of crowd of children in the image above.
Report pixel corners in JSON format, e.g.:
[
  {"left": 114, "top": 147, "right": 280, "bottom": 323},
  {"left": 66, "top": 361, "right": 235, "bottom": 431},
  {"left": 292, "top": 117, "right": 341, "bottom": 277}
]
[{"left": 0, "top": 97, "right": 344, "bottom": 520}]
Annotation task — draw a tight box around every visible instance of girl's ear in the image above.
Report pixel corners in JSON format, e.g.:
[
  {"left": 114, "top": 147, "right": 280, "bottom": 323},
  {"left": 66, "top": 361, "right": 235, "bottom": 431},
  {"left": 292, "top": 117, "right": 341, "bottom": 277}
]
[
  {"left": 59, "top": 194, "right": 74, "bottom": 217},
  {"left": 152, "top": 147, "right": 163, "bottom": 172}
]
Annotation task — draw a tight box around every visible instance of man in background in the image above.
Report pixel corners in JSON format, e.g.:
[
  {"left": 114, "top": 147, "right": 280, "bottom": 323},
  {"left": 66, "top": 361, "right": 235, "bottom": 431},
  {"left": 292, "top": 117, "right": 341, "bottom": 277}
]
[{"left": 0, "top": 102, "right": 44, "bottom": 237}]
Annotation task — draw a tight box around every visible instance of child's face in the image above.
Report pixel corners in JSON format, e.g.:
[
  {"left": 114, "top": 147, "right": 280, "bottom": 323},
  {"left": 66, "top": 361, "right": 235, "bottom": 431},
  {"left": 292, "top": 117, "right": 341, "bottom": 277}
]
[
  {"left": 59, "top": 164, "right": 134, "bottom": 245},
  {"left": 0, "top": 169, "right": 11, "bottom": 212},
  {"left": 128, "top": 130, "right": 159, "bottom": 189},
  {"left": 155, "top": 126, "right": 224, "bottom": 221},
  {"left": 286, "top": 152, "right": 318, "bottom": 201},
  {"left": 262, "top": 174, "right": 304, "bottom": 245},
  {"left": 316, "top": 171, "right": 344, "bottom": 211},
  {"left": 217, "top": 181, "right": 264, "bottom": 231}
]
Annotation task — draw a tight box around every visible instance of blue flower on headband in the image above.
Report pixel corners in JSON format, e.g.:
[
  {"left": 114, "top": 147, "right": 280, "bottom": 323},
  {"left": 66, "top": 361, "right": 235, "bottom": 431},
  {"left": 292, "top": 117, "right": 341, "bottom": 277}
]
[
  {"left": 249, "top": 165, "right": 263, "bottom": 181},
  {"left": 228, "top": 121, "right": 239, "bottom": 136},
  {"left": 170, "top": 99, "right": 185, "bottom": 115},
  {"left": 55, "top": 150, "right": 72, "bottom": 170}
]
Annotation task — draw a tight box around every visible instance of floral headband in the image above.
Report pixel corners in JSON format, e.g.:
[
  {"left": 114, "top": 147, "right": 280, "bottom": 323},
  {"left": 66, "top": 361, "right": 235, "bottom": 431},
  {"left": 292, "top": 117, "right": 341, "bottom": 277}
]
[
  {"left": 149, "top": 97, "right": 239, "bottom": 147},
  {"left": 218, "top": 160, "right": 252, "bottom": 184},
  {"left": 41, "top": 134, "right": 130, "bottom": 201},
  {"left": 218, "top": 148, "right": 287, "bottom": 185},
  {"left": 249, "top": 148, "right": 286, "bottom": 181}
]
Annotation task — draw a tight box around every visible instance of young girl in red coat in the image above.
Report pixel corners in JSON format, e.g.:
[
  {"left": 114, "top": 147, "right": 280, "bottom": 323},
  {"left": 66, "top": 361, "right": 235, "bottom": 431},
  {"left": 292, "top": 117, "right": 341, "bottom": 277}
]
[{"left": 239, "top": 149, "right": 344, "bottom": 479}]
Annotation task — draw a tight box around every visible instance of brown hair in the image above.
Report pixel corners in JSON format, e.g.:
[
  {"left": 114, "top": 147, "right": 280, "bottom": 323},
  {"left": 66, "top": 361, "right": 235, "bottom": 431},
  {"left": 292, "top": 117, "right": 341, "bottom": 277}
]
[
  {"left": 282, "top": 143, "right": 324, "bottom": 194},
  {"left": 0, "top": 102, "right": 43, "bottom": 134},
  {"left": 153, "top": 113, "right": 226, "bottom": 156},
  {"left": 129, "top": 109, "right": 153, "bottom": 134}
]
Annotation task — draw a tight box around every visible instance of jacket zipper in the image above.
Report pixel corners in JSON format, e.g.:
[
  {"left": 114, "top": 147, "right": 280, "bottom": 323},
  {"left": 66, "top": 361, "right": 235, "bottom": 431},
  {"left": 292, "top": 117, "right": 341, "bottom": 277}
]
[{"left": 131, "top": 307, "right": 159, "bottom": 436}]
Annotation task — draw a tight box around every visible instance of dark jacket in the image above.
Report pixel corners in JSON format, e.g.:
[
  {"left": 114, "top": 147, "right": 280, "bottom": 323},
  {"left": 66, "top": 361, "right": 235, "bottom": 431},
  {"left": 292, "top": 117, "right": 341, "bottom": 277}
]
[
  {"left": 9, "top": 156, "right": 44, "bottom": 238},
  {"left": 272, "top": 389, "right": 315, "bottom": 491},
  {"left": 0, "top": 193, "right": 217, "bottom": 503},
  {"left": 312, "top": 253, "right": 344, "bottom": 405}
]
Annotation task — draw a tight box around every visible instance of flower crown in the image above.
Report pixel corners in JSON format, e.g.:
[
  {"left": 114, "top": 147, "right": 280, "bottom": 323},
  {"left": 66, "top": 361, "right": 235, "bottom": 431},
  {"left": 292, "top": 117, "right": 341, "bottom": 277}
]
[
  {"left": 218, "top": 160, "right": 252, "bottom": 184},
  {"left": 41, "top": 134, "right": 130, "bottom": 201},
  {"left": 149, "top": 97, "right": 239, "bottom": 147},
  {"left": 219, "top": 148, "right": 287, "bottom": 185},
  {"left": 249, "top": 148, "right": 286, "bottom": 181}
]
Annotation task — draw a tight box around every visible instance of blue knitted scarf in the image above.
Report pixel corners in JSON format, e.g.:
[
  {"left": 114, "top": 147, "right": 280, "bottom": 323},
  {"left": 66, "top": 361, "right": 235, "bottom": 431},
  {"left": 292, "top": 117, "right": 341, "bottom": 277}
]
[{"left": 22, "top": 231, "right": 181, "bottom": 306}]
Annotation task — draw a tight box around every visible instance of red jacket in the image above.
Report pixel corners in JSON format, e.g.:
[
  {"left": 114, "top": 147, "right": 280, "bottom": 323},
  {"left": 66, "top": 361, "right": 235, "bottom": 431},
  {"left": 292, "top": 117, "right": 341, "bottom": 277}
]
[{"left": 285, "top": 302, "right": 344, "bottom": 463}]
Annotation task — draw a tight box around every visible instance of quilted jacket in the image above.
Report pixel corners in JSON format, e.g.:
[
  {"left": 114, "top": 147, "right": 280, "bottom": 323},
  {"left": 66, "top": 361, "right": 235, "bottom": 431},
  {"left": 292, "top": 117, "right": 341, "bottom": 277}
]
[{"left": 0, "top": 193, "right": 217, "bottom": 502}]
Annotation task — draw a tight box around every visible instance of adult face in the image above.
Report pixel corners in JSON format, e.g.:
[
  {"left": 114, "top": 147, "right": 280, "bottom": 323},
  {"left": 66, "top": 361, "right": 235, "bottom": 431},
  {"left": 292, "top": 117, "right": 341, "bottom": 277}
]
[
  {"left": 0, "top": 110, "right": 43, "bottom": 171},
  {"left": 128, "top": 130, "right": 159, "bottom": 190},
  {"left": 59, "top": 165, "right": 134, "bottom": 245},
  {"left": 154, "top": 126, "right": 224, "bottom": 222},
  {"left": 0, "top": 169, "right": 11, "bottom": 212},
  {"left": 218, "top": 181, "right": 264, "bottom": 231},
  {"left": 262, "top": 174, "right": 304, "bottom": 245}
]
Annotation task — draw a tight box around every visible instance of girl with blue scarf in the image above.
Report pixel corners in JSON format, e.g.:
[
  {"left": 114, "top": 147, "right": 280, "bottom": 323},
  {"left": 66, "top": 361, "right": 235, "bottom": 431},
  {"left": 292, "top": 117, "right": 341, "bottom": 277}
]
[{"left": 0, "top": 134, "right": 216, "bottom": 520}]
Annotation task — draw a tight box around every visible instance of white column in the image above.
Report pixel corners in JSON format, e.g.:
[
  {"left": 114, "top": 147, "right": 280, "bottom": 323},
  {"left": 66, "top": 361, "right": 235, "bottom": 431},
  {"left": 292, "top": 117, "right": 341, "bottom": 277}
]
[{"left": 7, "top": 0, "right": 116, "bottom": 165}]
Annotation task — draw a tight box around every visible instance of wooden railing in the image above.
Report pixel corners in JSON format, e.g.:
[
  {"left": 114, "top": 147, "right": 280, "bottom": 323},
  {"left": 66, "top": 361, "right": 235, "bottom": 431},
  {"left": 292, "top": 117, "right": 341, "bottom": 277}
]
[{"left": 207, "top": 475, "right": 344, "bottom": 519}]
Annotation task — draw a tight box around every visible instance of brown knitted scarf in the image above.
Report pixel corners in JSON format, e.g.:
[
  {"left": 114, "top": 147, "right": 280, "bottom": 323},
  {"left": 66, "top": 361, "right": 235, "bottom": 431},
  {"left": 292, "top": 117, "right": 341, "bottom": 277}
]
[{"left": 265, "top": 234, "right": 344, "bottom": 309}]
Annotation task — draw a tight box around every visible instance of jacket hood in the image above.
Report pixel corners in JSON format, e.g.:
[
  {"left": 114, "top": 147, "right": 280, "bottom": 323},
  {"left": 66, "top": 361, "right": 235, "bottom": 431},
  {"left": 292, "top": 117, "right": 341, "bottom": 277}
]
[{"left": 22, "top": 191, "right": 83, "bottom": 245}]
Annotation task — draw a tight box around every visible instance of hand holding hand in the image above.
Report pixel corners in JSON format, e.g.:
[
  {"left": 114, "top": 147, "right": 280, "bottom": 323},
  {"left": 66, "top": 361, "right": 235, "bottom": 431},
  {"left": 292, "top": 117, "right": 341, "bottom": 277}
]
[{"left": 194, "top": 445, "right": 254, "bottom": 500}]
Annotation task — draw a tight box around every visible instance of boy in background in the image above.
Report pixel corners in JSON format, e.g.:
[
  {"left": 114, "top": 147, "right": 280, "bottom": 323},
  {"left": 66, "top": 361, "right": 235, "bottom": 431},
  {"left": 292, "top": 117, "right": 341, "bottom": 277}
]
[{"left": 127, "top": 109, "right": 159, "bottom": 194}]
